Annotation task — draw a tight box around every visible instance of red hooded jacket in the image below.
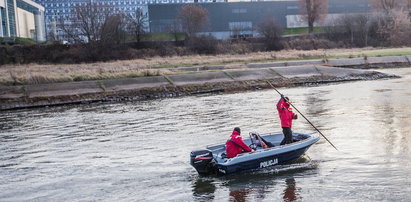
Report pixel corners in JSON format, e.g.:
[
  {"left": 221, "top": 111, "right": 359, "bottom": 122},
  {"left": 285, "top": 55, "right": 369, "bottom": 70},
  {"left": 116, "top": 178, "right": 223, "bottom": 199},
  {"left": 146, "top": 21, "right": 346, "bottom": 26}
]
[
  {"left": 225, "top": 131, "right": 252, "bottom": 158},
  {"left": 277, "top": 98, "right": 296, "bottom": 128}
]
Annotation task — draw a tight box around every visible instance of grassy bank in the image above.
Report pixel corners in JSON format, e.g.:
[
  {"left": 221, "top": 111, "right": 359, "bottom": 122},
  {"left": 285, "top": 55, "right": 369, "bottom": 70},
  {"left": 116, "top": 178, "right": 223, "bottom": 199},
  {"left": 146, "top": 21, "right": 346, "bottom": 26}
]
[
  {"left": 1, "top": 47, "right": 410, "bottom": 86},
  {"left": 283, "top": 27, "right": 326, "bottom": 35}
]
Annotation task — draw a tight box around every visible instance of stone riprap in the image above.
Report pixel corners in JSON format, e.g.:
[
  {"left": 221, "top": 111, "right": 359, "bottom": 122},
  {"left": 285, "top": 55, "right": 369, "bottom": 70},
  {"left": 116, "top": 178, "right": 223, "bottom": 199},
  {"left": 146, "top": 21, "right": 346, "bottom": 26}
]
[{"left": 1, "top": 55, "right": 408, "bottom": 110}]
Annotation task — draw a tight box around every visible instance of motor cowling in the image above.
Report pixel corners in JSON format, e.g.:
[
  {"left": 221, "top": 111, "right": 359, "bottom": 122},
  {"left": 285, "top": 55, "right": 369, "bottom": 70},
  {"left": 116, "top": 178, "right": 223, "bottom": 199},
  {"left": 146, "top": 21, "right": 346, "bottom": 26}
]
[{"left": 190, "top": 150, "right": 214, "bottom": 175}]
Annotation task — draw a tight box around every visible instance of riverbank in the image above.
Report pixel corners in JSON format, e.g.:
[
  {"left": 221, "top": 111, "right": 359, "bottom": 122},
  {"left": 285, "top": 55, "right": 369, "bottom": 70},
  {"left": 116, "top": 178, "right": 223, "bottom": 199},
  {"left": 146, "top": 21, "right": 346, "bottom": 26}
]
[
  {"left": 1, "top": 54, "right": 409, "bottom": 110},
  {"left": 1, "top": 47, "right": 411, "bottom": 86}
]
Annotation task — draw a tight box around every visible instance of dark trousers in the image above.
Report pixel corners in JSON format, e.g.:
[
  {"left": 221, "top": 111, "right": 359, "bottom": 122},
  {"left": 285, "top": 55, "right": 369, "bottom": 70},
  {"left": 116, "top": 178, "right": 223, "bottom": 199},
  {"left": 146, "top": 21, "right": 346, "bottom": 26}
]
[{"left": 280, "top": 127, "right": 293, "bottom": 145}]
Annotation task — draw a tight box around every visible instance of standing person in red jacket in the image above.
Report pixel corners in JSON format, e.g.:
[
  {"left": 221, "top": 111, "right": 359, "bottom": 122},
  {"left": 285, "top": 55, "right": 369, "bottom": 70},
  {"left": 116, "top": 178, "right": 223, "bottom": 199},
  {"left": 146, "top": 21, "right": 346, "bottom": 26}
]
[
  {"left": 277, "top": 95, "right": 298, "bottom": 145},
  {"left": 225, "top": 127, "right": 254, "bottom": 158}
]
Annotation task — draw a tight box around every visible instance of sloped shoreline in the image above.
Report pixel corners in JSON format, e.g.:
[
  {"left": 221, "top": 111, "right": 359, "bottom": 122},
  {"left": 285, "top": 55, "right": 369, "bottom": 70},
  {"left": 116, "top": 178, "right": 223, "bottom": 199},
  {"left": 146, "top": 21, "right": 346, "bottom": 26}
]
[{"left": 1, "top": 55, "right": 409, "bottom": 110}]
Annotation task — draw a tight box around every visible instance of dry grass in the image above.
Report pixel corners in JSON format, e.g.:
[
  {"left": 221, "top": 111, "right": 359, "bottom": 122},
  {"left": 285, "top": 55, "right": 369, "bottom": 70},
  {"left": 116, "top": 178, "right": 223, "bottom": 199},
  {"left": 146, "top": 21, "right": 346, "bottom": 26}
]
[{"left": 1, "top": 47, "right": 410, "bottom": 85}]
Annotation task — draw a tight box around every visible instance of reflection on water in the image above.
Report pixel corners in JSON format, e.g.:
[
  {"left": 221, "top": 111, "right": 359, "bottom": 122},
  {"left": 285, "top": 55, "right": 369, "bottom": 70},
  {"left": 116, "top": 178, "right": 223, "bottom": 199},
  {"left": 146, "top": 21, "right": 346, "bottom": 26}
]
[
  {"left": 192, "top": 179, "right": 216, "bottom": 201},
  {"left": 283, "top": 178, "right": 298, "bottom": 202},
  {"left": 193, "top": 156, "right": 316, "bottom": 201},
  {"left": 1, "top": 68, "right": 411, "bottom": 201}
]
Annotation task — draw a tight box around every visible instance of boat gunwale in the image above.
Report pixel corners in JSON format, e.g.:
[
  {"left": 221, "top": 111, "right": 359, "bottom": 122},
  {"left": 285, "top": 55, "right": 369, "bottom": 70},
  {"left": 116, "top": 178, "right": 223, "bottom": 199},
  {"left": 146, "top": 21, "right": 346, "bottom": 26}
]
[{"left": 208, "top": 132, "right": 320, "bottom": 166}]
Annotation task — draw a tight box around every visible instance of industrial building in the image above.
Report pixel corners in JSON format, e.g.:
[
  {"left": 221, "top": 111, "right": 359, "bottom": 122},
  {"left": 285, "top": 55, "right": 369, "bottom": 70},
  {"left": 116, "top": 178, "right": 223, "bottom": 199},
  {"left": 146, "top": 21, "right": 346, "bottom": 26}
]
[
  {"left": 33, "top": 0, "right": 225, "bottom": 41},
  {"left": 148, "top": 0, "right": 371, "bottom": 39},
  {"left": 32, "top": 0, "right": 371, "bottom": 41},
  {"left": 0, "top": 0, "right": 46, "bottom": 41}
]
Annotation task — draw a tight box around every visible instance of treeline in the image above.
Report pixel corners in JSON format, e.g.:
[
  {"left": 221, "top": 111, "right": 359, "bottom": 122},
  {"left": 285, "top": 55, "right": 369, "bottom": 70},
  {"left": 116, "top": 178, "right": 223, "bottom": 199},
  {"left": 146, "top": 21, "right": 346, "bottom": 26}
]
[{"left": 1, "top": 1, "right": 410, "bottom": 65}]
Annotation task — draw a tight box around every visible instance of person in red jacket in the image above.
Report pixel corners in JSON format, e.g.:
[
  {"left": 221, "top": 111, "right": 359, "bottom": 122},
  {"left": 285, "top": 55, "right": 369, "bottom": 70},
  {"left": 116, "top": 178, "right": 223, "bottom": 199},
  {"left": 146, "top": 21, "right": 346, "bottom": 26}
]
[
  {"left": 277, "top": 95, "right": 298, "bottom": 145},
  {"left": 225, "top": 127, "right": 254, "bottom": 158}
]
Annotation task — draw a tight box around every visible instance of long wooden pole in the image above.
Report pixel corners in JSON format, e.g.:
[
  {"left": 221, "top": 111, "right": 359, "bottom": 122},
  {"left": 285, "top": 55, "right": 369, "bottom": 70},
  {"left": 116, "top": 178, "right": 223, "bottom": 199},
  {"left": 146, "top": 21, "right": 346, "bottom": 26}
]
[{"left": 267, "top": 82, "right": 339, "bottom": 151}]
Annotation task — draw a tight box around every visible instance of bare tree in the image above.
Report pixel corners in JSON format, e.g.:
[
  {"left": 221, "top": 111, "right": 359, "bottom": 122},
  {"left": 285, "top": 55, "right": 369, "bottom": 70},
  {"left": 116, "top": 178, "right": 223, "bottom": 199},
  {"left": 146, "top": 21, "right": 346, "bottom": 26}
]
[
  {"left": 75, "top": 2, "right": 113, "bottom": 42},
  {"left": 101, "top": 13, "right": 127, "bottom": 44},
  {"left": 407, "top": 0, "right": 411, "bottom": 18},
  {"left": 376, "top": 10, "right": 411, "bottom": 45},
  {"left": 167, "top": 20, "right": 183, "bottom": 41},
  {"left": 58, "top": 14, "right": 82, "bottom": 43},
  {"left": 177, "top": 5, "right": 209, "bottom": 38},
  {"left": 337, "top": 14, "right": 372, "bottom": 47},
  {"left": 58, "top": 2, "right": 124, "bottom": 43},
  {"left": 370, "top": 0, "right": 399, "bottom": 13},
  {"left": 127, "top": 8, "right": 148, "bottom": 43},
  {"left": 326, "top": 11, "right": 411, "bottom": 47},
  {"left": 299, "top": 0, "right": 328, "bottom": 33},
  {"left": 256, "top": 16, "right": 283, "bottom": 50}
]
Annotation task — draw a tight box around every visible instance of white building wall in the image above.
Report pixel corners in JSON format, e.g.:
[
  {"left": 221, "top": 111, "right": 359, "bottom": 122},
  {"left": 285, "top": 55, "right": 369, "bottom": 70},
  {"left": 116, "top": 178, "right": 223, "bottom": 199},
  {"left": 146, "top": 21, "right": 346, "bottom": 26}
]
[
  {"left": 34, "top": 10, "right": 45, "bottom": 41},
  {"left": 13, "top": 0, "right": 19, "bottom": 37},
  {"left": 286, "top": 14, "right": 353, "bottom": 28},
  {"left": 17, "top": 8, "right": 36, "bottom": 38},
  {"left": 0, "top": 0, "right": 45, "bottom": 39}
]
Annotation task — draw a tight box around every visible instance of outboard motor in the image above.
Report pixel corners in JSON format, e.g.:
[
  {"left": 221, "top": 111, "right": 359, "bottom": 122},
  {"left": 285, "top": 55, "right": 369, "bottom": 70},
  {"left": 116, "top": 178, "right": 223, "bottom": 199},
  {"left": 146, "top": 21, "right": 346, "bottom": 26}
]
[{"left": 190, "top": 150, "right": 214, "bottom": 175}]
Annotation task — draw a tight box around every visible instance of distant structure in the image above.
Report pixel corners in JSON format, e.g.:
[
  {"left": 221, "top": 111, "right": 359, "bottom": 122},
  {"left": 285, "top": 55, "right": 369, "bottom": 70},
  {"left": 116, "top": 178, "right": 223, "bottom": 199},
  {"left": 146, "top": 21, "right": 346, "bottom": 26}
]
[
  {"left": 149, "top": 0, "right": 371, "bottom": 39},
  {"left": 0, "top": 0, "right": 46, "bottom": 41},
  {"left": 33, "top": 0, "right": 226, "bottom": 41},
  {"left": 32, "top": 0, "right": 370, "bottom": 41}
]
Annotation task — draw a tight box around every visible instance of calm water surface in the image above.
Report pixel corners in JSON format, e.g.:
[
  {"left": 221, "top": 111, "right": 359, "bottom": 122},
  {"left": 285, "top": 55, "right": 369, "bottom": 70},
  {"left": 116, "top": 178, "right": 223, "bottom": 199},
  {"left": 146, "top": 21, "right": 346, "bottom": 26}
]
[{"left": 1, "top": 68, "right": 411, "bottom": 201}]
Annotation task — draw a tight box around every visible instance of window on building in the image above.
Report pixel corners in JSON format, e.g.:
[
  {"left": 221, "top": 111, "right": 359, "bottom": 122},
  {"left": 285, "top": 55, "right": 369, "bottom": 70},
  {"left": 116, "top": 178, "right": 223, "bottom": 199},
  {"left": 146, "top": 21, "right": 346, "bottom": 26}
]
[
  {"left": 229, "top": 21, "right": 253, "bottom": 38},
  {"left": 6, "top": 0, "right": 16, "bottom": 36},
  {"left": 1, "top": 7, "right": 8, "bottom": 36},
  {"left": 229, "top": 21, "right": 252, "bottom": 30},
  {"left": 232, "top": 8, "right": 247, "bottom": 13}
]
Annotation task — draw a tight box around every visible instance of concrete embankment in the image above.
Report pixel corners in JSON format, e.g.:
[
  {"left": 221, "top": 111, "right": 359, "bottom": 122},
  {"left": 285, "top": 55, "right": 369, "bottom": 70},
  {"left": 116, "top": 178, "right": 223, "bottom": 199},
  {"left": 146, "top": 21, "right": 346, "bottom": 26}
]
[
  {"left": 1, "top": 55, "right": 409, "bottom": 110},
  {"left": 172, "top": 55, "right": 411, "bottom": 71}
]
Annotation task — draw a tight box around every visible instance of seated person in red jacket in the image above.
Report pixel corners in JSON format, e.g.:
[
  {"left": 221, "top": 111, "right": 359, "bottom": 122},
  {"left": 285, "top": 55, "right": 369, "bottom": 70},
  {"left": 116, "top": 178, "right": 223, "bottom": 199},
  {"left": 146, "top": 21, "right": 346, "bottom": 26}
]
[{"left": 225, "top": 127, "right": 254, "bottom": 158}]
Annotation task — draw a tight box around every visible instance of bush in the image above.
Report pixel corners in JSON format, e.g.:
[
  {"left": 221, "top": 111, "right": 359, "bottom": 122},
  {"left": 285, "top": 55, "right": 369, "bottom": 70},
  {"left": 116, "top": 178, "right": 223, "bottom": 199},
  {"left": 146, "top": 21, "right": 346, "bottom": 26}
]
[
  {"left": 284, "top": 36, "right": 343, "bottom": 50},
  {"left": 215, "top": 40, "right": 254, "bottom": 54},
  {"left": 324, "top": 11, "right": 411, "bottom": 47},
  {"left": 256, "top": 16, "right": 283, "bottom": 51},
  {"left": 186, "top": 35, "right": 219, "bottom": 54}
]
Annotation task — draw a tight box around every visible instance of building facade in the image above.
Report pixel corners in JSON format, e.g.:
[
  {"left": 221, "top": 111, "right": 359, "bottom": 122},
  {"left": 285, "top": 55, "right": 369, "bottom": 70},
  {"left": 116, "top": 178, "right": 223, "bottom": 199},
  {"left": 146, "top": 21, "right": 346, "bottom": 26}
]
[
  {"left": 0, "top": 0, "right": 46, "bottom": 41},
  {"left": 33, "top": 0, "right": 226, "bottom": 40},
  {"left": 31, "top": 0, "right": 371, "bottom": 41},
  {"left": 148, "top": 0, "right": 371, "bottom": 39}
]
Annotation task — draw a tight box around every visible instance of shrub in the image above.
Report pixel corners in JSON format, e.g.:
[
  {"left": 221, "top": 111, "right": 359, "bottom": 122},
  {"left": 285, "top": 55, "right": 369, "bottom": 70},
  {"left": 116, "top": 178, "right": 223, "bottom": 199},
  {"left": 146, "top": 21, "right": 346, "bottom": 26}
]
[{"left": 186, "top": 35, "right": 219, "bottom": 54}]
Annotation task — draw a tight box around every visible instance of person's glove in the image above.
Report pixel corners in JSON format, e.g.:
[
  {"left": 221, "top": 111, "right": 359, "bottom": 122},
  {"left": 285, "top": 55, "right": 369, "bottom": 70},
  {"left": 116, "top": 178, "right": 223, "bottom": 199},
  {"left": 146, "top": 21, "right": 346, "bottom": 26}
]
[{"left": 281, "top": 94, "right": 289, "bottom": 102}]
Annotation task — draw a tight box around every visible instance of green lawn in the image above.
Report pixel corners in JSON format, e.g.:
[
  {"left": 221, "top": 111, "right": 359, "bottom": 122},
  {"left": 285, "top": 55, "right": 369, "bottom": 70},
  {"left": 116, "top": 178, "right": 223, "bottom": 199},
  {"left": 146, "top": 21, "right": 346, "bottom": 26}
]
[
  {"left": 283, "top": 27, "right": 326, "bottom": 35},
  {"left": 0, "top": 37, "right": 37, "bottom": 45},
  {"left": 143, "top": 33, "right": 186, "bottom": 41}
]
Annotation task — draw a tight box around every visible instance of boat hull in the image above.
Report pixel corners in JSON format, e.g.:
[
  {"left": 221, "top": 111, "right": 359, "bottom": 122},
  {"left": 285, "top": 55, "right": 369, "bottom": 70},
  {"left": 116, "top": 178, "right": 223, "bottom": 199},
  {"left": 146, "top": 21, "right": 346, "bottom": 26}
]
[
  {"left": 190, "top": 132, "right": 319, "bottom": 176},
  {"left": 215, "top": 145, "right": 311, "bottom": 175}
]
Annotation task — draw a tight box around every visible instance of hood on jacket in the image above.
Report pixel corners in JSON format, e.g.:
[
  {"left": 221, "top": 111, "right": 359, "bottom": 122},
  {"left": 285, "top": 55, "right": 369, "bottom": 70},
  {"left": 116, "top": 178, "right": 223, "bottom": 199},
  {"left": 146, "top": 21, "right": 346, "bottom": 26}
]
[
  {"left": 284, "top": 101, "right": 290, "bottom": 108},
  {"left": 231, "top": 130, "right": 241, "bottom": 138}
]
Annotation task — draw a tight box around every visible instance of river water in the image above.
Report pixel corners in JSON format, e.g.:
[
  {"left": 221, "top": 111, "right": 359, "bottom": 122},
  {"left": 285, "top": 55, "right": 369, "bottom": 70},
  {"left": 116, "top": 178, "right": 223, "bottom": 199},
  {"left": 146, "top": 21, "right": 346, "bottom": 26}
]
[{"left": 1, "top": 68, "right": 411, "bottom": 201}]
